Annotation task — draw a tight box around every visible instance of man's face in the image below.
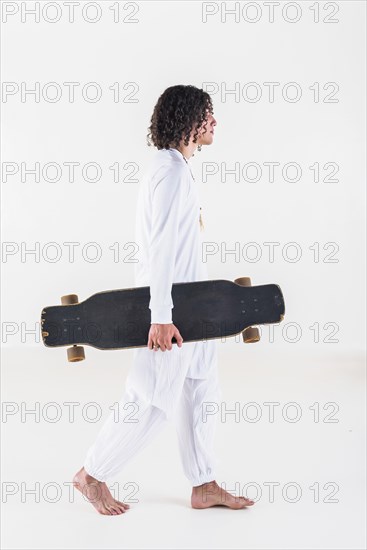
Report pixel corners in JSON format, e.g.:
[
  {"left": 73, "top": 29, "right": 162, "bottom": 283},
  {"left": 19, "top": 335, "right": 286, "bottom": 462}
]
[{"left": 195, "top": 110, "right": 217, "bottom": 146}]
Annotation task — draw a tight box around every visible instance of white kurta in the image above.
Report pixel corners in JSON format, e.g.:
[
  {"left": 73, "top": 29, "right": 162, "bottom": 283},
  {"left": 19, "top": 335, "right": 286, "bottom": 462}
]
[
  {"left": 134, "top": 147, "right": 208, "bottom": 321},
  {"left": 125, "top": 147, "right": 219, "bottom": 420}
]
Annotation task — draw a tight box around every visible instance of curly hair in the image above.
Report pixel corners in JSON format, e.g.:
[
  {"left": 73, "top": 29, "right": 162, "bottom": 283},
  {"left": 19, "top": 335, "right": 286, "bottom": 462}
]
[{"left": 147, "top": 85, "right": 214, "bottom": 150}]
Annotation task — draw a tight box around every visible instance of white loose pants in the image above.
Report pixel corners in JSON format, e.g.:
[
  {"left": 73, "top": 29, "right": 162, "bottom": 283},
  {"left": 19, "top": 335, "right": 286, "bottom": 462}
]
[{"left": 83, "top": 340, "right": 222, "bottom": 487}]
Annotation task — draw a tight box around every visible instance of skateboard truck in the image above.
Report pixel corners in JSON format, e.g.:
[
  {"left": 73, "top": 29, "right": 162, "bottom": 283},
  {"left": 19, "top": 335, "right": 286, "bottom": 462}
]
[
  {"left": 61, "top": 294, "right": 86, "bottom": 362},
  {"left": 234, "top": 277, "right": 261, "bottom": 343}
]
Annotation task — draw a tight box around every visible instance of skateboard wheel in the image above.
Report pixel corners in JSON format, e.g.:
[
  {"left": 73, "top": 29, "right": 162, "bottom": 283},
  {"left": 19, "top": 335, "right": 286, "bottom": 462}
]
[
  {"left": 234, "top": 277, "right": 252, "bottom": 287},
  {"left": 242, "top": 327, "right": 260, "bottom": 343},
  {"left": 67, "top": 345, "right": 85, "bottom": 362},
  {"left": 61, "top": 294, "right": 79, "bottom": 305}
]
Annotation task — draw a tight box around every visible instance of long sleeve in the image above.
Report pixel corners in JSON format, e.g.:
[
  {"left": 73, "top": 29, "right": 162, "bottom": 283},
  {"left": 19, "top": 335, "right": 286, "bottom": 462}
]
[{"left": 148, "top": 165, "right": 188, "bottom": 324}]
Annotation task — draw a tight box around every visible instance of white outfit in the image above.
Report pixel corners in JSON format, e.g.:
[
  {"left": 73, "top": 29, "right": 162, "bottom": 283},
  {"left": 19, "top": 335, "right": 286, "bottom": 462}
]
[{"left": 84, "top": 148, "right": 221, "bottom": 487}]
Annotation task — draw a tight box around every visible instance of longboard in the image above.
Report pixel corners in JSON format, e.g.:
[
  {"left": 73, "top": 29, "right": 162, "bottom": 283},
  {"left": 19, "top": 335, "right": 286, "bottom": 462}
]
[{"left": 41, "top": 277, "right": 285, "bottom": 361}]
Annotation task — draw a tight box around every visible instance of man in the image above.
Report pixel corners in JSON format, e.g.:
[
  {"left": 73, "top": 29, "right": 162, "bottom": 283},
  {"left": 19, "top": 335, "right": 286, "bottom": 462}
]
[{"left": 73, "top": 85, "right": 255, "bottom": 515}]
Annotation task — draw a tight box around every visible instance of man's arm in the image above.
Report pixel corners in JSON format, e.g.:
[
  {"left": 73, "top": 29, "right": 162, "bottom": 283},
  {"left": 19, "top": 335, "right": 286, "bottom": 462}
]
[{"left": 148, "top": 166, "right": 188, "bottom": 324}]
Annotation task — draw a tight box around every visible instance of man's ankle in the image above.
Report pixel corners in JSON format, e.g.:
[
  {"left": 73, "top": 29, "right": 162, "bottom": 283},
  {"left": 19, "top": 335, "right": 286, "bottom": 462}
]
[{"left": 193, "top": 479, "right": 216, "bottom": 489}]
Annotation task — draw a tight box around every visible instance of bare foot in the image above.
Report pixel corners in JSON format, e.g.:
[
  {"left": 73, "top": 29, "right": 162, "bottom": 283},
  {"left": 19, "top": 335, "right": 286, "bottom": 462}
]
[
  {"left": 73, "top": 467, "right": 130, "bottom": 516},
  {"left": 191, "top": 480, "right": 255, "bottom": 509}
]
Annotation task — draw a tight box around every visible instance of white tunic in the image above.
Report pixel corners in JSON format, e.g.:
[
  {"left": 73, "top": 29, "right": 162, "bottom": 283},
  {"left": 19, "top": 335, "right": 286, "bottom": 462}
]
[
  {"left": 125, "top": 147, "right": 218, "bottom": 420},
  {"left": 134, "top": 147, "right": 208, "bottom": 322}
]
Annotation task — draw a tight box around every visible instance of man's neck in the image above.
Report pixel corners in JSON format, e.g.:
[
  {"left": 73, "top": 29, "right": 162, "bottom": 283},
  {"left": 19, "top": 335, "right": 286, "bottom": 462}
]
[{"left": 173, "top": 141, "right": 199, "bottom": 160}]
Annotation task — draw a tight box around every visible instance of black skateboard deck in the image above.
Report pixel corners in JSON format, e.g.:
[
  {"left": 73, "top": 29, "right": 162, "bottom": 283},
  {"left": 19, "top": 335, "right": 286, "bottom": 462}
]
[{"left": 41, "top": 278, "right": 285, "bottom": 361}]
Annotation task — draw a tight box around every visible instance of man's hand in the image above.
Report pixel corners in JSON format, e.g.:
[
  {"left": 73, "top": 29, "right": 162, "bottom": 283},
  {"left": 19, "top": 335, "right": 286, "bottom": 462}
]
[{"left": 147, "top": 323, "right": 184, "bottom": 352}]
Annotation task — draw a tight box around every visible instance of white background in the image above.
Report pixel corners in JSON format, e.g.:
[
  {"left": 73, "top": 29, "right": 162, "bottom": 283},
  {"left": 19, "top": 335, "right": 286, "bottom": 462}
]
[{"left": 1, "top": 1, "right": 366, "bottom": 549}]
